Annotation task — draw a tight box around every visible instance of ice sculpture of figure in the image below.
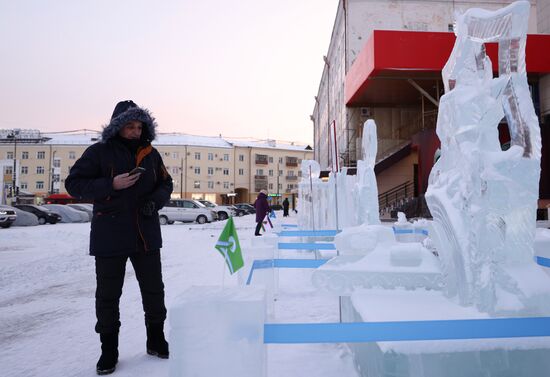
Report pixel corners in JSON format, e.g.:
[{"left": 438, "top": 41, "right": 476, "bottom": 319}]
[
  {"left": 426, "top": 1, "right": 546, "bottom": 315},
  {"left": 355, "top": 120, "right": 380, "bottom": 225}
]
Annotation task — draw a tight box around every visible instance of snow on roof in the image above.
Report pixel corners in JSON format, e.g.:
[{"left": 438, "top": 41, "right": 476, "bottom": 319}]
[
  {"left": 39, "top": 131, "right": 312, "bottom": 151},
  {"left": 227, "top": 138, "right": 311, "bottom": 151}
]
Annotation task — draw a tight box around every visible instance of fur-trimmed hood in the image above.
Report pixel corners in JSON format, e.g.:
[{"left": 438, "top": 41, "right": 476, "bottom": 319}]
[{"left": 101, "top": 106, "right": 157, "bottom": 143}]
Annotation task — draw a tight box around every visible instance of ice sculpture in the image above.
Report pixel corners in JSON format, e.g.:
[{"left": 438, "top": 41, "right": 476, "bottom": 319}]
[
  {"left": 297, "top": 120, "right": 381, "bottom": 229},
  {"left": 426, "top": 1, "right": 548, "bottom": 315},
  {"left": 355, "top": 119, "right": 380, "bottom": 225}
]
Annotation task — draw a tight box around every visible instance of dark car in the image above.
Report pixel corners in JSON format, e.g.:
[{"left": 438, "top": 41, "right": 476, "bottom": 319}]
[
  {"left": 0, "top": 207, "right": 17, "bottom": 228},
  {"left": 14, "top": 204, "right": 62, "bottom": 225},
  {"left": 234, "top": 203, "right": 255, "bottom": 214}
]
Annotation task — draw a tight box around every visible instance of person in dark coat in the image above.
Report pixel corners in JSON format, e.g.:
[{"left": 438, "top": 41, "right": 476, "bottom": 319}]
[
  {"left": 253, "top": 189, "right": 270, "bottom": 236},
  {"left": 282, "top": 197, "right": 290, "bottom": 217},
  {"left": 65, "top": 100, "right": 173, "bottom": 375}
]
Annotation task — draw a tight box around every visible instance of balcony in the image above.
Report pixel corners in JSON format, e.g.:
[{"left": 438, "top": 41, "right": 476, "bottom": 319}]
[
  {"left": 255, "top": 155, "right": 268, "bottom": 165},
  {"left": 254, "top": 175, "right": 267, "bottom": 180},
  {"left": 286, "top": 176, "right": 298, "bottom": 181},
  {"left": 285, "top": 157, "right": 298, "bottom": 167}
]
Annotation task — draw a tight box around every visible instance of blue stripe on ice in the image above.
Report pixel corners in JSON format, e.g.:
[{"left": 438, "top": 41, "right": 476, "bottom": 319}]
[
  {"left": 278, "top": 242, "right": 336, "bottom": 250},
  {"left": 263, "top": 317, "right": 550, "bottom": 344},
  {"left": 281, "top": 224, "right": 298, "bottom": 228},
  {"left": 246, "top": 258, "right": 329, "bottom": 285},
  {"left": 278, "top": 230, "right": 341, "bottom": 237},
  {"left": 392, "top": 227, "right": 429, "bottom": 235},
  {"left": 536, "top": 256, "right": 550, "bottom": 268}
]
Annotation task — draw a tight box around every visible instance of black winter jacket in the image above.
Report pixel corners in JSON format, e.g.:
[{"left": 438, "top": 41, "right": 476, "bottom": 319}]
[{"left": 65, "top": 107, "right": 173, "bottom": 256}]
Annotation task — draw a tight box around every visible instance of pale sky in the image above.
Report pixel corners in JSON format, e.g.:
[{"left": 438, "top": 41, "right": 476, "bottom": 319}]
[{"left": 0, "top": 0, "right": 338, "bottom": 145}]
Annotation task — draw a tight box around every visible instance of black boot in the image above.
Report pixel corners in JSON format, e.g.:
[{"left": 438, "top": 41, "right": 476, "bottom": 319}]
[
  {"left": 96, "top": 332, "right": 119, "bottom": 375},
  {"left": 146, "top": 322, "right": 169, "bottom": 359}
]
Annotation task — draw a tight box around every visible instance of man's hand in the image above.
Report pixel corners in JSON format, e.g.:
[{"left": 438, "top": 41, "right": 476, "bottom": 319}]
[{"left": 113, "top": 172, "right": 140, "bottom": 190}]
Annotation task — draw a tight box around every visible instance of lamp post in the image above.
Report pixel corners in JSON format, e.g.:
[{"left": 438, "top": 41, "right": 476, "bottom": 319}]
[{"left": 7, "top": 129, "right": 20, "bottom": 200}]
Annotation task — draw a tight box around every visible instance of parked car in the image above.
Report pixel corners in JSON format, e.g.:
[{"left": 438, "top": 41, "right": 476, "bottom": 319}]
[
  {"left": 67, "top": 203, "right": 93, "bottom": 221},
  {"left": 14, "top": 204, "right": 62, "bottom": 225},
  {"left": 158, "top": 199, "right": 215, "bottom": 225},
  {"left": 0, "top": 206, "right": 17, "bottom": 228},
  {"left": 1, "top": 205, "right": 39, "bottom": 227},
  {"left": 42, "top": 204, "right": 89, "bottom": 223},
  {"left": 234, "top": 203, "right": 256, "bottom": 214},
  {"left": 197, "top": 200, "right": 238, "bottom": 220}
]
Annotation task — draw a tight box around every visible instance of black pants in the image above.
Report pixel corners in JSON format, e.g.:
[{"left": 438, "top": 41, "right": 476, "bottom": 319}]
[
  {"left": 95, "top": 250, "right": 167, "bottom": 334},
  {"left": 254, "top": 221, "right": 263, "bottom": 235}
]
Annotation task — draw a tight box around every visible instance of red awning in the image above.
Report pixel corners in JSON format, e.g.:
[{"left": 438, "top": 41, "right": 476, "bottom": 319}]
[{"left": 345, "top": 30, "right": 550, "bottom": 107}]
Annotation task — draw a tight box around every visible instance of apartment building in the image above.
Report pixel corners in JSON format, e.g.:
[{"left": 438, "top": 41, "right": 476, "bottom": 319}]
[
  {"left": 0, "top": 129, "right": 312, "bottom": 206},
  {"left": 312, "top": 0, "right": 550, "bottom": 213}
]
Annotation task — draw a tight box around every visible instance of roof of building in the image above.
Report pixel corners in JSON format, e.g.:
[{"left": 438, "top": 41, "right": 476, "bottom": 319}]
[{"left": 36, "top": 131, "right": 312, "bottom": 151}]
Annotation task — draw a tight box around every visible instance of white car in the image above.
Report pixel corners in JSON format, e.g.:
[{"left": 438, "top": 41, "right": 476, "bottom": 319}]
[
  {"left": 197, "top": 200, "right": 237, "bottom": 220},
  {"left": 158, "top": 199, "right": 215, "bottom": 225}
]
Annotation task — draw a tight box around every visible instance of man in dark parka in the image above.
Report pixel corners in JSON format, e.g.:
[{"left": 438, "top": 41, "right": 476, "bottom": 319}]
[
  {"left": 282, "top": 197, "right": 290, "bottom": 217},
  {"left": 65, "top": 100, "right": 173, "bottom": 375}
]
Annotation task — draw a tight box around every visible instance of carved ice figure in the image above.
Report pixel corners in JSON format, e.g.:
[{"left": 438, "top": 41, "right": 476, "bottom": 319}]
[
  {"left": 298, "top": 121, "right": 380, "bottom": 230},
  {"left": 426, "top": 1, "right": 546, "bottom": 315},
  {"left": 354, "top": 119, "right": 380, "bottom": 225}
]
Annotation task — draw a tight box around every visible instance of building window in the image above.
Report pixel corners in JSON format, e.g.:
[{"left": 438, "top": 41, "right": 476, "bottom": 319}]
[
  {"left": 195, "top": 152, "right": 201, "bottom": 160},
  {"left": 172, "top": 152, "right": 179, "bottom": 159},
  {"left": 36, "top": 166, "right": 45, "bottom": 174},
  {"left": 36, "top": 181, "right": 44, "bottom": 189},
  {"left": 223, "top": 154, "right": 229, "bottom": 161},
  {"left": 194, "top": 181, "right": 200, "bottom": 189},
  {"left": 268, "top": 183, "right": 273, "bottom": 190},
  {"left": 21, "top": 166, "right": 28, "bottom": 174},
  {"left": 238, "top": 168, "right": 244, "bottom": 175},
  {"left": 22, "top": 151, "right": 28, "bottom": 159},
  {"left": 7, "top": 151, "right": 13, "bottom": 159},
  {"left": 269, "top": 156, "right": 273, "bottom": 163},
  {"left": 279, "top": 157, "right": 283, "bottom": 164},
  {"left": 255, "top": 154, "right": 268, "bottom": 164},
  {"left": 171, "top": 167, "right": 179, "bottom": 174},
  {"left": 223, "top": 168, "right": 229, "bottom": 175},
  {"left": 268, "top": 170, "right": 273, "bottom": 176},
  {"left": 53, "top": 159, "right": 61, "bottom": 168},
  {"left": 20, "top": 182, "right": 28, "bottom": 190},
  {"left": 287, "top": 184, "right": 293, "bottom": 189},
  {"left": 239, "top": 154, "right": 244, "bottom": 162},
  {"left": 208, "top": 152, "right": 214, "bottom": 161},
  {"left": 194, "top": 167, "right": 201, "bottom": 174},
  {"left": 278, "top": 183, "right": 282, "bottom": 189},
  {"left": 37, "top": 151, "right": 45, "bottom": 159},
  {"left": 279, "top": 170, "right": 283, "bottom": 176},
  {"left": 208, "top": 167, "right": 214, "bottom": 175},
  {"left": 4, "top": 166, "right": 12, "bottom": 174},
  {"left": 256, "top": 169, "right": 264, "bottom": 175},
  {"left": 208, "top": 181, "right": 214, "bottom": 189},
  {"left": 288, "top": 170, "right": 295, "bottom": 176},
  {"left": 223, "top": 182, "right": 229, "bottom": 189},
  {"left": 69, "top": 151, "right": 76, "bottom": 159}
]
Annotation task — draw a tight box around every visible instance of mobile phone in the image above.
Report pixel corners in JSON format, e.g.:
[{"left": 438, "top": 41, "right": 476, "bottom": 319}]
[{"left": 129, "top": 167, "right": 146, "bottom": 175}]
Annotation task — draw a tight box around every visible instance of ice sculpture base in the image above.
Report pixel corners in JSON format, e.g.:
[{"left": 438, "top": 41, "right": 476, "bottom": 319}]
[
  {"left": 169, "top": 286, "right": 267, "bottom": 377},
  {"left": 343, "top": 289, "right": 550, "bottom": 377},
  {"left": 311, "top": 248, "right": 443, "bottom": 295}
]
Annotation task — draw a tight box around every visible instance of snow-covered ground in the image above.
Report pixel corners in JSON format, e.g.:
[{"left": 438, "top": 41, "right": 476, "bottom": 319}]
[{"left": 1, "top": 213, "right": 358, "bottom": 377}]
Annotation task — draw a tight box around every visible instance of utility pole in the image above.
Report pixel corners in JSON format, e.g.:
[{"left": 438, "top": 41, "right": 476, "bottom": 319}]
[
  {"left": 8, "top": 129, "right": 20, "bottom": 202},
  {"left": 180, "top": 157, "right": 183, "bottom": 198},
  {"left": 276, "top": 162, "right": 280, "bottom": 204}
]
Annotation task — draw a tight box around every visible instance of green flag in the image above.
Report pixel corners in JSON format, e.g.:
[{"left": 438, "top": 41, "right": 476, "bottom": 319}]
[{"left": 214, "top": 217, "right": 244, "bottom": 274}]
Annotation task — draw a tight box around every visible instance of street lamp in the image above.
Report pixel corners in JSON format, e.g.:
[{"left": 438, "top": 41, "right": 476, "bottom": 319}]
[{"left": 7, "top": 129, "right": 20, "bottom": 200}]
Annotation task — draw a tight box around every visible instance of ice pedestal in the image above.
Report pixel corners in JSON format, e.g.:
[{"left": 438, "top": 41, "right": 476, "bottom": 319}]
[
  {"left": 238, "top": 235, "right": 278, "bottom": 316},
  {"left": 169, "top": 286, "right": 267, "bottom": 377},
  {"left": 343, "top": 289, "right": 550, "bottom": 377}
]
